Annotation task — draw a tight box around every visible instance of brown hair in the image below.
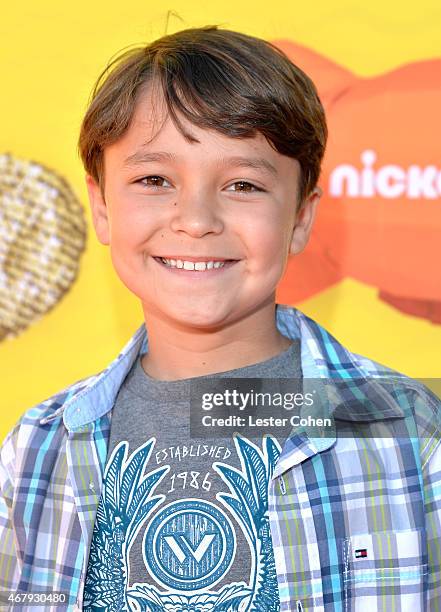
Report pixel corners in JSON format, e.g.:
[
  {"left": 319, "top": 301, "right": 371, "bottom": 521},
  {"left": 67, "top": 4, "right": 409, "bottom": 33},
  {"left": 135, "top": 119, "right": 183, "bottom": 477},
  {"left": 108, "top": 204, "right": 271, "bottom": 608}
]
[{"left": 78, "top": 25, "right": 327, "bottom": 207}]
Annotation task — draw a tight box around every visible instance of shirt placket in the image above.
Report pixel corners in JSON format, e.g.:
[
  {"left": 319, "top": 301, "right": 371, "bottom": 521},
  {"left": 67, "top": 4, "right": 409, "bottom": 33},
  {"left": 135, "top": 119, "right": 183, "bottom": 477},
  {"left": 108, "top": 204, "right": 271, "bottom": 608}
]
[
  {"left": 269, "top": 464, "right": 325, "bottom": 612},
  {"left": 66, "top": 422, "right": 102, "bottom": 610}
]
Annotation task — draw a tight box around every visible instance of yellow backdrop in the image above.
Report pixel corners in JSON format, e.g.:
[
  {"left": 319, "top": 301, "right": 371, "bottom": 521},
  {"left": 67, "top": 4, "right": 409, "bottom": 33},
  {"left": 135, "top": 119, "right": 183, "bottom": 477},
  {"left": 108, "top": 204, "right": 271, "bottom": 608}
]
[{"left": 1, "top": 0, "right": 441, "bottom": 442}]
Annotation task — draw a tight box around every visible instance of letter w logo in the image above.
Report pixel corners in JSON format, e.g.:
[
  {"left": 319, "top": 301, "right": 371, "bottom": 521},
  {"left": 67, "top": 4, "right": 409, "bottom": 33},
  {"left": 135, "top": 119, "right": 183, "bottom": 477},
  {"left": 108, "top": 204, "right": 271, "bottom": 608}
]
[{"left": 164, "top": 533, "right": 216, "bottom": 563}]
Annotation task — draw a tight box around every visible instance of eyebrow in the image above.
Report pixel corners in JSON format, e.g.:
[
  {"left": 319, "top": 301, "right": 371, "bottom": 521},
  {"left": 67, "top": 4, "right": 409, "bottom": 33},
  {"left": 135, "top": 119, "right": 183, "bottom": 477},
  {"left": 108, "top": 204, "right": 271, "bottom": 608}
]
[{"left": 123, "top": 150, "right": 279, "bottom": 178}]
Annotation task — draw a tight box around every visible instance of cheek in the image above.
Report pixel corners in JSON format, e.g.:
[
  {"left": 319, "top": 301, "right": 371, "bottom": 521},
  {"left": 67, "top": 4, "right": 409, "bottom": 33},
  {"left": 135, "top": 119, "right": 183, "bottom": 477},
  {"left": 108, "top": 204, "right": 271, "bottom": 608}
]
[
  {"left": 110, "top": 205, "right": 156, "bottom": 247},
  {"left": 245, "top": 215, "right": 291, "bottom": 262}
]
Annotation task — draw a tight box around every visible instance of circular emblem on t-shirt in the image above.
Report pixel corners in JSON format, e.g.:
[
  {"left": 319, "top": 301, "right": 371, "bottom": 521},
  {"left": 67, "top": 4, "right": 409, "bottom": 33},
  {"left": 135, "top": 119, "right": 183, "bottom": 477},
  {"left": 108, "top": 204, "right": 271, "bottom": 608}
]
[{"left": 143, "top": 499, "right": 235, "bottom": 590}]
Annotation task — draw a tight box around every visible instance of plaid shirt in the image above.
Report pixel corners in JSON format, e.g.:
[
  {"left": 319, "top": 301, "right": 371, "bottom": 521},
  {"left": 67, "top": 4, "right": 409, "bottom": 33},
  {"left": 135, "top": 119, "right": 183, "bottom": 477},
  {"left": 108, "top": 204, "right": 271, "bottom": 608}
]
[{"left": 1, "top": 304, "right": 440, "bottom": 611}]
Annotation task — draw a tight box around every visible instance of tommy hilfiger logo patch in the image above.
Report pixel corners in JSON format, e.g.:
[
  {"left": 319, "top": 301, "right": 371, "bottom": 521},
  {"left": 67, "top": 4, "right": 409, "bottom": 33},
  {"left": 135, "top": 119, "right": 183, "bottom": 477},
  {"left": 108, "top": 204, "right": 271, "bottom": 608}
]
[{"left": 355, "top": 548, "right": 368, "bottom": 559}]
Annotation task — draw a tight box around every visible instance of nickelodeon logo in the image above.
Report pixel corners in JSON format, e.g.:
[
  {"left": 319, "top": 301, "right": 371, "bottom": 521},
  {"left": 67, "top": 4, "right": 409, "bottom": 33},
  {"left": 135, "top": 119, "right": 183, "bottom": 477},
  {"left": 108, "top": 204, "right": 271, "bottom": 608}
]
[
  {"left": 272, "top": 39, "right": 441, "bottom": 324},
  {"left": 329, "top": 150, "right": 441, "bottom": 199}
]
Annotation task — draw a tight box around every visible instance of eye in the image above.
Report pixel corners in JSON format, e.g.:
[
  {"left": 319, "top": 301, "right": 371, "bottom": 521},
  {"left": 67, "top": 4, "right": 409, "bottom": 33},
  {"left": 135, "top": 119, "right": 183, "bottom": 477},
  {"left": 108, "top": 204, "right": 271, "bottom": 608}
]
[
  {"left": 226, "top": 180, "right": 263, "bottom": 194},
  {"left": 136, "top": 175, "right": 171, "bottom": 188}
]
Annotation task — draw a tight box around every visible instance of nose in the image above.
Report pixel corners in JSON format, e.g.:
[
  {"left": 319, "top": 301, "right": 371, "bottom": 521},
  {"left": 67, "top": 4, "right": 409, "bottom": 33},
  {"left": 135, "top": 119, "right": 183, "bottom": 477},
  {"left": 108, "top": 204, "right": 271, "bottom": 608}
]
[{"left": 169, "top": 188, "right": 224, "bottom": 238}]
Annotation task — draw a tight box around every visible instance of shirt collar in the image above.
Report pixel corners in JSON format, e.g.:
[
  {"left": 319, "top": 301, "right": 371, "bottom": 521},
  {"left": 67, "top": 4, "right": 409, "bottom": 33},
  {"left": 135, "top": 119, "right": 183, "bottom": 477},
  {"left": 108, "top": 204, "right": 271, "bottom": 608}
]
[{"left": 39, "top": 304, "right": 406, "bottom": 439}]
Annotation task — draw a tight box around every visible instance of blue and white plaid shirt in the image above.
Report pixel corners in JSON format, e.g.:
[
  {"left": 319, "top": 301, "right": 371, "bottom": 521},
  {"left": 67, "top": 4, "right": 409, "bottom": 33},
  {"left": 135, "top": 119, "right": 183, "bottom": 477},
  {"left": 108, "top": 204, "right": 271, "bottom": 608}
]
[{"left": 1, "top": 304, "right": 440, "bottom": 611}]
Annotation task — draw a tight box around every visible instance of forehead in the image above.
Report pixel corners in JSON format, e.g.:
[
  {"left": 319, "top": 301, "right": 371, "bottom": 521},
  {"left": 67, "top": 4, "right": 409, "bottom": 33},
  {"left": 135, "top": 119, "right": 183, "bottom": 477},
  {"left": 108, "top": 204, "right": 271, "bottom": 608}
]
[{"left": 104, "top": 83, "right": 300, "bottom": 180}]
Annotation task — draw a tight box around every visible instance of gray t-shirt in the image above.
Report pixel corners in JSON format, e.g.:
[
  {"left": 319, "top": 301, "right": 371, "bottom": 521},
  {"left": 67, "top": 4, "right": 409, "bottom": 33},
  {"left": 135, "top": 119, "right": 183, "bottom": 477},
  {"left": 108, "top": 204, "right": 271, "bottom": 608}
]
[{"left": 84, "top": 339, "right": 302, "bottom": 611}]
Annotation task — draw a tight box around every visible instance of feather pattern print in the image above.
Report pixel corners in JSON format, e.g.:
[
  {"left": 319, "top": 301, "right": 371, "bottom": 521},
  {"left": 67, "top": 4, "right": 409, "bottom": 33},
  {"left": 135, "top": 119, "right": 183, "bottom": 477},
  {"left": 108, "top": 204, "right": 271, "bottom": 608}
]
[
  {"left": 83, "top": 439, "right": 169, "bottom": 611},
  {"left": 84, "top": 435, "right": 281, "bottom": 611},
  {"left": 214, "top": 436, "right": 281, "bottom": 611}
]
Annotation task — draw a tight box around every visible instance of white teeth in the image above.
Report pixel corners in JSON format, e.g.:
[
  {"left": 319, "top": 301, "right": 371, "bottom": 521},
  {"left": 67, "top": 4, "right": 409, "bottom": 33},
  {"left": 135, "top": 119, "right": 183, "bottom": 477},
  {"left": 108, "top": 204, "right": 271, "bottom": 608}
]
[{"left": 159, "top": 257, "right": 228, "bottom": 271}]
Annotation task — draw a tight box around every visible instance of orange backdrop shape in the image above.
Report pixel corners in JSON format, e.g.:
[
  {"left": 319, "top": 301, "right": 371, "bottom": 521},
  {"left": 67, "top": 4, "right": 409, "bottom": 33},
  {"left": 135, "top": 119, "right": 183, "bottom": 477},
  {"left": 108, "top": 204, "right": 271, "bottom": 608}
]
[{"left": 274, "top": 41, "right": 441, "bottom": 324}]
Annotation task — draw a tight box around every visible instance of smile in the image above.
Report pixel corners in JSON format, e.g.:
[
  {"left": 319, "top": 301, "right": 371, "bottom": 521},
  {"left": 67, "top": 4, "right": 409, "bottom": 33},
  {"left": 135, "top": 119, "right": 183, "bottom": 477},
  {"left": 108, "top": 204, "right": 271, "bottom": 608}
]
[{"left": 152, "top": 256, "right": 239, "bottom": 274}]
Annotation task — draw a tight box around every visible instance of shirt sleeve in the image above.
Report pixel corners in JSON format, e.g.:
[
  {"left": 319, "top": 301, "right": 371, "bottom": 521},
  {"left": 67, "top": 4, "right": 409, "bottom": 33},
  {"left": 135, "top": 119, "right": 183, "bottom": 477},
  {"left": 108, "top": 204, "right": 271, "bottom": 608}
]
[
  {"left": 418, "top": 386, "right": 441, "bottom": 611},
  {"left": 424, "top": 438, "right": 441, "bottom": 610},
  {"left": 0, "top": 423, "right": 22, "bottom": 593}
]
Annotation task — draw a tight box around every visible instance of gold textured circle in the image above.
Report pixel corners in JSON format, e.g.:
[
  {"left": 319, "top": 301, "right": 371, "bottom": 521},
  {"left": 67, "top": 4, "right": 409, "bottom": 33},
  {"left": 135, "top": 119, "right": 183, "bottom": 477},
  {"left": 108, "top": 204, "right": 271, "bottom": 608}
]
[{"left": 0, "top": 153, "right": 87, "bottom": 341}]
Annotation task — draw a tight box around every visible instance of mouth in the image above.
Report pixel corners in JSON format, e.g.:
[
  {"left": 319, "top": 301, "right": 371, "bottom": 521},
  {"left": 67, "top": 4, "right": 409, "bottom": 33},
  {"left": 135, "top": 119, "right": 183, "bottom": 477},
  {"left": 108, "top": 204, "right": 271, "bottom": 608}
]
[{"left": 152, "top": 256, "right": 239, "bottom": 274}]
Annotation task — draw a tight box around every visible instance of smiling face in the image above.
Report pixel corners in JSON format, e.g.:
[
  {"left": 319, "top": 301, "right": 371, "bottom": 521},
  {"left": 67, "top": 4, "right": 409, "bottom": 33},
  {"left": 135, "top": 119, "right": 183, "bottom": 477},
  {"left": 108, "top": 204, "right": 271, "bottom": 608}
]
[{"left": 86, "top": 85, "right": 321, "bottom": 333}]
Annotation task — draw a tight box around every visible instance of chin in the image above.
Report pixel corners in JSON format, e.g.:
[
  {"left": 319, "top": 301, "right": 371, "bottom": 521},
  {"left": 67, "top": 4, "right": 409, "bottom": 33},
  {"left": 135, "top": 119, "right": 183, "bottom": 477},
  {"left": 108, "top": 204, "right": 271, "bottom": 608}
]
[{"left": 166, "top": 306, "right": 235, "bottom": 331}]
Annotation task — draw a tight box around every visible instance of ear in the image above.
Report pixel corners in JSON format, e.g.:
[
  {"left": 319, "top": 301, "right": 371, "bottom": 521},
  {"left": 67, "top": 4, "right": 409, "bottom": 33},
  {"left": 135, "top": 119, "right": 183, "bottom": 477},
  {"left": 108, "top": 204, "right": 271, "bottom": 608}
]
[
  {"left": 85, "top": 174, "right": 110, "bottom": 245},
  {"left": 289, "top": 186, "right": 322, "bottom": 256}
]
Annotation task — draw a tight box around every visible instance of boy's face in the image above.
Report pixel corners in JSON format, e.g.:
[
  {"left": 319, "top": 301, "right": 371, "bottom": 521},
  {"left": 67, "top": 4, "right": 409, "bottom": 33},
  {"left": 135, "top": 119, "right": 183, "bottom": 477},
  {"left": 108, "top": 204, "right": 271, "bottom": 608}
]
[{"left": 86, "top": 85, "right": 321, "bottom": 331}]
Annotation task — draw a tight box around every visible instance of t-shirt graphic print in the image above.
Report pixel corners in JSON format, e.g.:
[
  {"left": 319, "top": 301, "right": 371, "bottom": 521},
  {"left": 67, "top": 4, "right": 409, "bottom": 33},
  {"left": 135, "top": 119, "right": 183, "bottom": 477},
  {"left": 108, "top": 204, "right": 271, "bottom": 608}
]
[{"left": 83, "top": 340, "right": 301, "bottom": 611}]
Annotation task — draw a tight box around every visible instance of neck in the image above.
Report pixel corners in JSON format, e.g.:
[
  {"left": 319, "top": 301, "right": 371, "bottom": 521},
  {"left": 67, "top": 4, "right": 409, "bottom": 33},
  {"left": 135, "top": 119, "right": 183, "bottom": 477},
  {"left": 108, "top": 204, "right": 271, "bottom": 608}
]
[{"left": 140, "top": 301, "right": 292, "bottom": 381}]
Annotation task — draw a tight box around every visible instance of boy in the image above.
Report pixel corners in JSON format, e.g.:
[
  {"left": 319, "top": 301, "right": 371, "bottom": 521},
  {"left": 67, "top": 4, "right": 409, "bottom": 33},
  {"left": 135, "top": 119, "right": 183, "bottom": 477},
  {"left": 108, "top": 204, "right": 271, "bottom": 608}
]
[{"left": 1, "top": 25, "right": 440, "bottom": 612}]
